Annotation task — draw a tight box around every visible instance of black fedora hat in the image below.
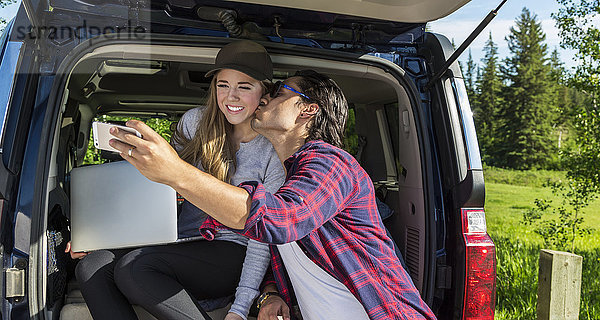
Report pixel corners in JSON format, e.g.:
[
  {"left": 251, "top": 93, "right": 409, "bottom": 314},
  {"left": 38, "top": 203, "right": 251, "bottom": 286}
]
[{"left": 205, "top": 40, "right": 273, "bottom": 81}]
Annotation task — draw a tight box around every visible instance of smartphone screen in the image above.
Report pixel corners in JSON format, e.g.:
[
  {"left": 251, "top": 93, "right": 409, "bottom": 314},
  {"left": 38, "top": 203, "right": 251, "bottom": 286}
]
[{"left": 92, "top": 121, "right": 141, "bottom": 153}]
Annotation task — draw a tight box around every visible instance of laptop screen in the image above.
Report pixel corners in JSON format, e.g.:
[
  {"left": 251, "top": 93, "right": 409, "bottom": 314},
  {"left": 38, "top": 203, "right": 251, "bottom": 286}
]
[{"left": 70, "top": 160, "right": 178, "bottom": 252}]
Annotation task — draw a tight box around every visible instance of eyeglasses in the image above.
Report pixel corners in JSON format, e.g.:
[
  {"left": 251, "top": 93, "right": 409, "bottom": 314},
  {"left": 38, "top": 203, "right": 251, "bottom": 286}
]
[{"left": 270, "top": 81, "right": 311, "bottom": 101}]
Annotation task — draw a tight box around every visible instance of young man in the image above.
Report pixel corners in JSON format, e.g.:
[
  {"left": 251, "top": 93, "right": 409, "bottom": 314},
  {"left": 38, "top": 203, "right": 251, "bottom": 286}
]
[{"left": 110, "top": 70, "right": 436, "bottom": 320}]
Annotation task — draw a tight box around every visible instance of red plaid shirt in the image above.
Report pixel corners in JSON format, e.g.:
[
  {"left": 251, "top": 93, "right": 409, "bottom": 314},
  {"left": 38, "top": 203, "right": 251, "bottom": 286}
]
[{"left": 200, "top": 140, "right": 436, "bottom": 319}]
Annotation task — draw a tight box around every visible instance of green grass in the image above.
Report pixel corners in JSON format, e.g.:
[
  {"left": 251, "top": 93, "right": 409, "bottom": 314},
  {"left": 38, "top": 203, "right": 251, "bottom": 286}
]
[
  {"left": 486, "top": 182, "right": 600, "bottom": 250},
  {"left": 494, "top": 237, "right": 539, "bottom": 319},
  {"left": 494, "top": 237, "right": 600, "bottom": 320},
  {"left": 484, "top": 167, "right": 600, "bottom": 319},
  {"left": 483, "top": 166, "right": 566, "bottom": 188}
]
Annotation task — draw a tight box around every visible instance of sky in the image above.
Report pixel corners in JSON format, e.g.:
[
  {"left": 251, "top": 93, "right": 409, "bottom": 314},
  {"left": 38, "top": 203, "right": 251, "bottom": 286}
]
[
  {"left": 0, "top": 0, "right": 19, "bottom": 27},
  {"left": 428, "top": 0, "right": 577, "bottom": 70},
  {"left": 0, "top": 0, "right": 577, "bottom": 69}
]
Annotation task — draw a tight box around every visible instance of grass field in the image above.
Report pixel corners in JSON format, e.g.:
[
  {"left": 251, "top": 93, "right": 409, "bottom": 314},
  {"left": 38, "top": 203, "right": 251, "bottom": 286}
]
[
  {"left": 486, "top": 182, "right": 600, "bottom": 250},
  {"left": 483, "top": 167, "right": 600, "bottom": 319}
]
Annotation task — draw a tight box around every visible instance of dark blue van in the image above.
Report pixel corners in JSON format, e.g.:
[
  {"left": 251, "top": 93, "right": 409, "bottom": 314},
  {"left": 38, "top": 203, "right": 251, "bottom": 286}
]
[{"left": 0, "top": 1, "right": 496, "bottom": 319}]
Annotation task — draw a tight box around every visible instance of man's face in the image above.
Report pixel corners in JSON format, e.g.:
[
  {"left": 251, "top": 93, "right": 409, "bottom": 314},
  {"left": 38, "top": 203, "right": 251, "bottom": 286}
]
[{"left": 252, "top": 76, "right": 305, "bottom": 137}]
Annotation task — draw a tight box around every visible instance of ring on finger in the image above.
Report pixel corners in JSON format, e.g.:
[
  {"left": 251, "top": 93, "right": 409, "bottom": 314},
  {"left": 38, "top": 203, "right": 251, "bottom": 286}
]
[{"left": 128, "top": 147, "right": 134, "bottom": 157}]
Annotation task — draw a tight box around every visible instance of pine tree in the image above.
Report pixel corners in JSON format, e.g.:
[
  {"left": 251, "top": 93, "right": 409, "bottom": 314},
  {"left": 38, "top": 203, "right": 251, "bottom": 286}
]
[
  {"left": 464, "top": 49, "right": 477, "bottom": 99},
  {"left": 548, "top": 49, "right": 570, "bottom": 152},
  {"left": 554, "top": 0, "right": 600, "bottom": 192},
  {"left": 474, "top": 33, "right": 502, "bottom": 165},
  {"left": 520, "top": 0, "right": 600, "bottom": 260},
  {"left": 496, "top": 7, "right": 556, "bottom": 169},
  {"left": 548, "top": 48, "right": 592, "bottom": 155}
]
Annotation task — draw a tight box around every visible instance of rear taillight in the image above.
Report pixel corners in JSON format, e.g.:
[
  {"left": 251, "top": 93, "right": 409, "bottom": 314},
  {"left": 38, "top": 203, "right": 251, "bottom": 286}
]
[{"left": 461, "top": 208, "right": 496, "bottom": 320}]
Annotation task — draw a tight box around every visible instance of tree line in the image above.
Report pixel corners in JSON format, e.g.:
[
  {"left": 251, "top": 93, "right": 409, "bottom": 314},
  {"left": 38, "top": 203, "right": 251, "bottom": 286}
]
[
  {"left": 461, "top": 7, "right": 592, "bottom": 170},
  {"left": 470, "top": 2, "right": 599, "bottom": 251}
]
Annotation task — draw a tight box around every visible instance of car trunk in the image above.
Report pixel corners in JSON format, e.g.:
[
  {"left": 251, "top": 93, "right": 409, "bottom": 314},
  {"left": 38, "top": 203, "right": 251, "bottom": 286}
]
[
  {"left": 29, "top": 34, "right": 436, "bottom": 319},
  {"left": 14, "top": 0, "right": 480, "bottom": 318}
]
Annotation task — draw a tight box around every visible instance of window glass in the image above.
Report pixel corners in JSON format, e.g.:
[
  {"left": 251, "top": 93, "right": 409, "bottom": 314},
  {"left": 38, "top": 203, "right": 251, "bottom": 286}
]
[
  {"left": 0, "top": 19, "right": 21, "bottom": 150},
  {"left": 384, "top": 103, "right": 400, "bottom": 161},
  {"left": 385, "top": 102, "right": 406, "bottom": 177},
  {"left": 451, "top": 78, "right": 482, "bottom": 170}
]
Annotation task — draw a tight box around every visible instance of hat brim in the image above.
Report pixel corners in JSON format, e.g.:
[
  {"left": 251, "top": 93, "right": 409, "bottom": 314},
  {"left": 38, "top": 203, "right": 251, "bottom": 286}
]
[{"left": 204, "top": 64, "right": 272, "bottom": 82}]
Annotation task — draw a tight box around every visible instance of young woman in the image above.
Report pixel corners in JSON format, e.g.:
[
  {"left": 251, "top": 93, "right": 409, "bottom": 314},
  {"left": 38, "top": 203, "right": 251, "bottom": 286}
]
[{"left": 66, "top": 40, "right": 285, "bottom": 320}]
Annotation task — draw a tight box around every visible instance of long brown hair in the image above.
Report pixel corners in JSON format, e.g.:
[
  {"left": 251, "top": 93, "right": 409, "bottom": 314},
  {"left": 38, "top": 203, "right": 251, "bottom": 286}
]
[{"left": 172, "top": 75, "right": 270, "bottom": 182}]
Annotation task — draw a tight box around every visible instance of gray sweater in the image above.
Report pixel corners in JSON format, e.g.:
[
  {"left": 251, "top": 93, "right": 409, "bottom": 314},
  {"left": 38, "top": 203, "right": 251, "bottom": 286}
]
[{"left": 174, "top": 107, "right": 285, "bottom": 318}]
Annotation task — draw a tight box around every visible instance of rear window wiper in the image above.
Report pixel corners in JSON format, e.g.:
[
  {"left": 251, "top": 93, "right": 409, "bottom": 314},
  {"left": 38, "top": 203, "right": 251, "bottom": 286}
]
[{"left": 426, "top": 0, "right": 508, "bottom": 89}]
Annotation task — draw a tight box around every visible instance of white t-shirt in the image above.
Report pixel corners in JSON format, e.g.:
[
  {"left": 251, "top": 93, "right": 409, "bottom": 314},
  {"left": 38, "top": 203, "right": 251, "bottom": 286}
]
[{"left": 277, "top": 242, "right": 370, "bottom": 320}]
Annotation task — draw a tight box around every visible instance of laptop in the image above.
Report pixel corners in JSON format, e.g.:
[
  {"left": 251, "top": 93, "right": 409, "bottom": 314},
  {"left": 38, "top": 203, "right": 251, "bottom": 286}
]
[{"left": 70, "top": 160, "right": 179, "bottom": 252}]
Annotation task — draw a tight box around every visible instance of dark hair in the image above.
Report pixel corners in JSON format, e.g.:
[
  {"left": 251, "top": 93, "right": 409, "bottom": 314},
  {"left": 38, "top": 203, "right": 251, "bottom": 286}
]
[{"left": 293, "top": 70, "right": 348, "bottom": 148}]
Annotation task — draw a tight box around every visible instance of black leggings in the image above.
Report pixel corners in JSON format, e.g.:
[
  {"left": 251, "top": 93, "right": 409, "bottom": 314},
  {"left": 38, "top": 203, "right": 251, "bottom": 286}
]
[{"left": 75, "top": 240, "right": 246, "bottom": 320}]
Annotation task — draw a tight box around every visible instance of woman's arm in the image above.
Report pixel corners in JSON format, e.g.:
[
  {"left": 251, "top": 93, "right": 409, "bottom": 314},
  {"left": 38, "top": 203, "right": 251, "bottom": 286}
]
[
  {"left": 228, "top": 141, "right": 284, "bottom": 318},
  {"left": 228, "top": 240, "right": 271, "bottom": 319}
]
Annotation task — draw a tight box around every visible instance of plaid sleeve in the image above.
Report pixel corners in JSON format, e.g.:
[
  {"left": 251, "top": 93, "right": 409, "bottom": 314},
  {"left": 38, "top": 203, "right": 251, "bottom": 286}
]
[
  {"left": 198, "top": 216, "right": 225, "bottom": 240},
  {"left": 238, "top": 150, "right": 356, "bottom": 244}
]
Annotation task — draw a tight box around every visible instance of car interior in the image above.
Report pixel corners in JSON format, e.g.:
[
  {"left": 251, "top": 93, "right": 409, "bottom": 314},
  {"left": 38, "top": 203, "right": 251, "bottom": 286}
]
[{"left": 43, "top": 43, "right": 428, "bottom": 319}]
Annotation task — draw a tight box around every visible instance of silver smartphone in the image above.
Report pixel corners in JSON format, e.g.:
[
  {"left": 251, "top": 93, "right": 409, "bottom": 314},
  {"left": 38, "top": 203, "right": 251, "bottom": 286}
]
[{"left": 92, "top": 121, "right": 142, "bottom": 153}]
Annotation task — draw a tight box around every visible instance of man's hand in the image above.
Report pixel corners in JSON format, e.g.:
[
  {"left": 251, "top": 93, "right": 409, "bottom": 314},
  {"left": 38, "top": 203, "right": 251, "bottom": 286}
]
[
  {"left": 258, "top": 295, "right": 290, "bottom": 320},
  {"left": 65, "top": 241, "right": 88, "bottom": 259},
  {"left": 224, "top": 312, "right": 245, "bottom": 320},
  {"left": 109, "top": 120, "right": 189, "bottom": 187}
]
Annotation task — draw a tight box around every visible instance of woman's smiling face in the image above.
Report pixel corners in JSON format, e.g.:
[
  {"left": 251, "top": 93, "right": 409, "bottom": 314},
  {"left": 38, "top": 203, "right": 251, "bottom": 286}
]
[{"left": 215, "top": 68, "right": 264, "bottom": 126}]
